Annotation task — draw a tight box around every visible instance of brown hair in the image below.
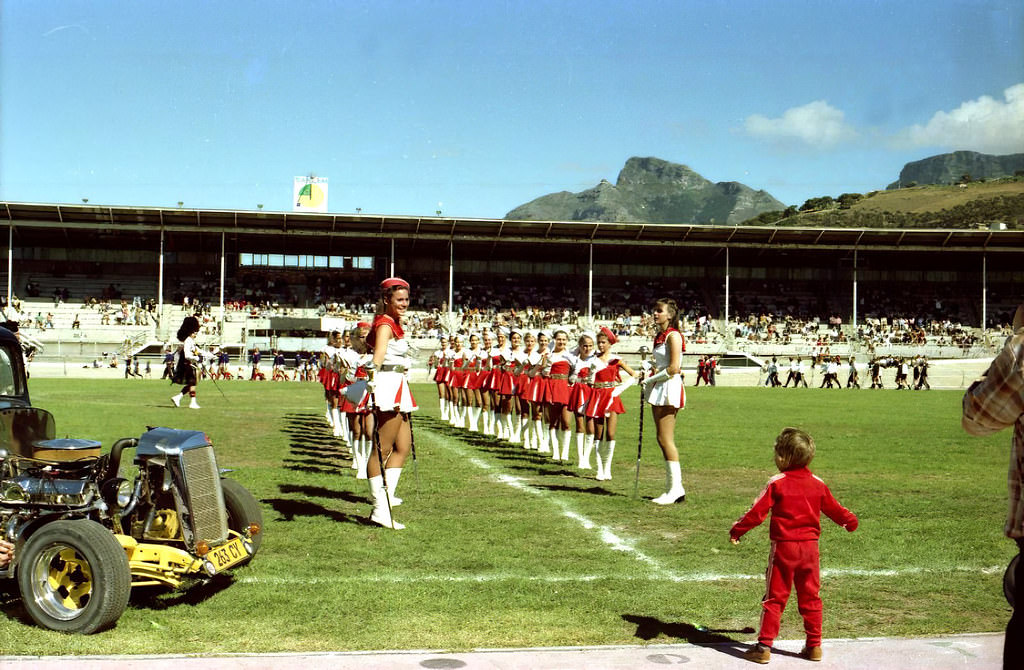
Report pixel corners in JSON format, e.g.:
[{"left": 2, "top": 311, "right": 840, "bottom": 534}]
[
  {"left": 655, "top": 297, "right": 681, "bottom": 331},
  {"left": 774, "top": 427, "right": 815, "bottom": 471},
  {"left": 376, "top": 285, "right": 409, "bottom": 316}
]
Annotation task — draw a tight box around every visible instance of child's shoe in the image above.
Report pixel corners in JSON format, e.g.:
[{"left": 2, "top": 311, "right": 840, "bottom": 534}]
[
  {"left": 743, "top": 643, "right": 771, "bottom": 664},
  {"left": 800, "top": 645, "right": 822, "bottom": 661}
]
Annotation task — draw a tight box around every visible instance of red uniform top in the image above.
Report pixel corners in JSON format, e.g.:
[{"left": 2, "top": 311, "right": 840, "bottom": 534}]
[{"left": 730, "top": 467, "right": 858, "bottom": 542}]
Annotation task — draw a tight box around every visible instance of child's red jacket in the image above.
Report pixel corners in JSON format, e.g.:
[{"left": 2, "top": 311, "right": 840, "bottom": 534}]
[{"left": 730, "top": 467, "right": 858, "bottom": 542}]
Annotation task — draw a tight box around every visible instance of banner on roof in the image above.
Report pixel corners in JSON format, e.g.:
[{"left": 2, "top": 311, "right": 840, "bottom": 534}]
[{"left": 293, "top": 176, "right": 328, "bottom": 213}]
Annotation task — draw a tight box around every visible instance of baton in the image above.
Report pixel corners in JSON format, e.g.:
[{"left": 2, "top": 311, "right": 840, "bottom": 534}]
[{"left": 633, "top": 383, "right": 646, "bottom": 499}]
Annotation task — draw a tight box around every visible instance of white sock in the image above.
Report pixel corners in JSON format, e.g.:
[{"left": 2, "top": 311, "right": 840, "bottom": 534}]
[
  {"left": 385, "top": 467, "right": 403, "bottom": 505},
  {"left": 603, "top": 440, "right": 615, "bottom": 479},
  {"left": 560, "top": 429, "right": 572, "bottom": 462},
  {"left": 582, "top": 433, "right": 595, "bottom": 469},
  {"left": 549, "top": 427, "right": 559, "bottom": 459},
  {"left": 368, "top": 475, "right": 403, "bottom": 530},
  {"left": 576, "top": 432, "right": 585, "bottom": 467}
]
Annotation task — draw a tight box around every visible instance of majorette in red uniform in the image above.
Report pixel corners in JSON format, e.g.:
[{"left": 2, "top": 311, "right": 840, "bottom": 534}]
[
  {"left": 587, "top": 327, "right": 639, "bottom": 481},
  {"left": 641, "top": 299, "right": 687, "bottom": 505},
  {"left": 567, "top": 332, "right": 599, "bottom": 470},
  {"left": 514, "top": 331, "right": 537, "bottom": 448},
  {"left": 447, "top": 335, "right": 466, "bottom": 428},
  {"left": 499, "top": 329, "right": 522, "bottom": 442},
  {"left": 430, "top": 336, "right": 450, "bottom": 421},
  {"left": 541, "top": 330, "right": 577, "bottom": 462}
]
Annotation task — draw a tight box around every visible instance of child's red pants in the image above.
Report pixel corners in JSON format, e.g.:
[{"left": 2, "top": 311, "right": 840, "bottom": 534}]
[{"left": 758, "top": 540, "right": 822, "bottom": 647}]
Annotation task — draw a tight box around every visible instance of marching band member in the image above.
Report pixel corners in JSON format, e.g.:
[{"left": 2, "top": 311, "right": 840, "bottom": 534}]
[
  {"left": 318, "top": 330, "right": 343, "bottom": 436},
  {"left": 587, "top": 327, "right": 638, "bottom": 480},
  {"left": 464, "top": 333, "right": 484, "bottom": 432},
  {"left": 429, "top": 336, "right": 450, "bottom": 421},
  {"left": 542, "top": 330, "right": 577, "bottom": 461},
  {"left": 364, "top": 277, "right": 418, "bottom": 530},
  {"left": 448, "top": 334, "right": 467, "bottom": 428},
  {"left": 495, "top": 328, "right": 517, "bottom": 441},
  {"left": 480, "top": 331, "right": 496, "bottom": 435},
  {"left": 530, "top": 331, "right": 552, "bottom": 453},
  {"left": 568, "top": 332, "right": 600, "bottom": 469},
  {"left": 515, "top": 331, "right": 538, "bottom": 449},
  {"left": 341, "top": 326, "right": 372, "bottom": 477},
  {"left": 170, "top": 315, "right": 216, "bottom": 409},
  {"left": 642, "top": 298, "right": 687, "bottom": 504}
]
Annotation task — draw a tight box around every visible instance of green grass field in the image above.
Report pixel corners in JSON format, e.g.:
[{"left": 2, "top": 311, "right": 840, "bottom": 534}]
[{"left": 0, "top": 379, "right": 1014, "bottom": 654}]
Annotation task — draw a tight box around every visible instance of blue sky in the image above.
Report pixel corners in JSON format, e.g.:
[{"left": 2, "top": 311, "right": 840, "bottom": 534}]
[{"left": 2, "top": 1, "right": 1022, "bottom": 218}]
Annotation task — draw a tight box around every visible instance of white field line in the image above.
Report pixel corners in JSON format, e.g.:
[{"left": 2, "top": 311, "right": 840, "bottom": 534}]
[{"left": 240, "top": 565, "right": 1004, "bottom": 587}]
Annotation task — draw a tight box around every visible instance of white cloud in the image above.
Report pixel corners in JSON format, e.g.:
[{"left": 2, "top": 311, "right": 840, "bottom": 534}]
[
  {"left": 902, "top": 83, "right": 1024, "bottom": 153},
  {"left": 744, "top": 100, "right": 857, "bottom": 148}
]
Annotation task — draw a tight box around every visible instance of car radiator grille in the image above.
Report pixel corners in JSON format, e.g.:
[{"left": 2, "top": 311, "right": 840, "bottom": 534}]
[{"left": 181, "top": 445, "right": 229, "bottom": 544}]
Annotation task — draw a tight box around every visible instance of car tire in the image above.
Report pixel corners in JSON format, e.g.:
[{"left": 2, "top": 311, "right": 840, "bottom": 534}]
[
  {"left": 221, "top": 478, "right": 263, "bottom": 559},
  {"left": 17, "top": 519, "right": 131, "bottom": 634}
]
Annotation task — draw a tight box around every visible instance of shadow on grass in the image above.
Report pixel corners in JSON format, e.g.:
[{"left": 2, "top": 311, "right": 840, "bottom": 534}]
[
  {"left": 279, "top": 483, "right": 370, "bottom": 505},
  {"left": 265, "top": 496, "right": 373, "bottom": 526},
  {"left": 532, "top": 482, "right": 620, "bottom": 497},
  {"left": 621, "top": 614, "right": 757, "bottom": 659},
  {"left": 130, "top": 573, "right": 236, "bottom": 610}
]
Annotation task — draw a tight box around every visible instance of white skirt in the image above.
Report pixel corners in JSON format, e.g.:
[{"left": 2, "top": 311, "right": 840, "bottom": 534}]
[
  {"left": 646, "top": 374, "right": 685, "bottom": 409},
  {"left": 372, "top": 371, "right": 419, "bottom": 413}
]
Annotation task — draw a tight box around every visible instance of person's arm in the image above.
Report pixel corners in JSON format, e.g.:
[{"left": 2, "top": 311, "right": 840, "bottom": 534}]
[
  {"left": 0, "top": 538, "right": 13, "bottom": 567},
  {"left": 645, "top": 332, "right": 683, "bottom": 386},
  {"left": 372, "top": 323, "right": 392, "bottom": 368},
  {"left": 820, "top": 485, "right": 859, "bottom": 532},
  {"left": 962, "top": 305, "right": 1024, "bottom": 436},
  {"left": 730, "top": 480, "right": 775, "bottom": 543}
]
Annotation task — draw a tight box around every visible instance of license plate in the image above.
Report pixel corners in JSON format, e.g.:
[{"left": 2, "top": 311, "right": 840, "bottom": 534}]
[{"left": 206, "top": 537, "right": 248, "bottom": 573}]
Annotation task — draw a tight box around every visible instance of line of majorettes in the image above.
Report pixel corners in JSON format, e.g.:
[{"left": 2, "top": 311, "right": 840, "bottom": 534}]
[{"left": 429, "top": 325, "right": 638, "bottom": 481}]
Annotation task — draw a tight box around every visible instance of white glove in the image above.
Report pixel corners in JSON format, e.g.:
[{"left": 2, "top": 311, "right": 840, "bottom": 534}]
[
  {"left": 643, "top": 369, "right": 670, "bottom": 387},
  {"left": 611, "top": 374, "right": 636, "bottom": 398}
]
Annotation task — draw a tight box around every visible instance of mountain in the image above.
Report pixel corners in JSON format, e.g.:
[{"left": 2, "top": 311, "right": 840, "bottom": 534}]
[
  {"left": 886, "top": 151, "right": 1024, "bottom": 189},
  {"left": 504, "top": 157, "right": 785, "bottom": 225}
]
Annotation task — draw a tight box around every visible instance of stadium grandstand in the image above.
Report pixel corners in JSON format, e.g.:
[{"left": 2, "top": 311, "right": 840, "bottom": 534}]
[{"left": 1, "top": 201, "right": 1020, "bottom": 387}]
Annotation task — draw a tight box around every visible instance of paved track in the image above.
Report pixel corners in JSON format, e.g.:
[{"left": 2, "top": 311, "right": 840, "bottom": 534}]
[{"left": 1, "top": 633, "right": 1003, "bottom": 669}]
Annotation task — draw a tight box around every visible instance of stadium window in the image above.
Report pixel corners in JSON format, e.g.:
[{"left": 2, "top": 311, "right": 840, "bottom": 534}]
[
  {"left": 329, "top": 256, "right": 343, "bottom": 268},
  {"left": 354, "top": 256, "right": 373, "bottom": 269},
  {"left": 285, "top": 255, "right": 298, "bottom": 267},
  {"left": 240, "top": 253, "right": 253, "bottom": 266},
  {"left": 268, "top": 254, "right": 283, "bottom": 266},
  {"left": 314, "top": 256, "right": 328, "bottom": 268}
]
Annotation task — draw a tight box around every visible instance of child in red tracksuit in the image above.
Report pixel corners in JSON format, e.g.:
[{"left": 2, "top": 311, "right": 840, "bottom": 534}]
[{"left": 730, "top": 427, "right": 858, "bottom": 664}]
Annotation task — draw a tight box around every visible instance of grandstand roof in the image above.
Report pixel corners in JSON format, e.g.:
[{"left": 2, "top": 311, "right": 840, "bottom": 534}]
[{"left": 3, "top": 201, "right": 1022, "bottom": 253}]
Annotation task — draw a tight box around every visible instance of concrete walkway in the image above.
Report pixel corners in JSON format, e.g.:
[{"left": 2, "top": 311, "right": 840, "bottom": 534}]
[{"left": 0, "top": 633, "right": 1003, "bottom": 669}]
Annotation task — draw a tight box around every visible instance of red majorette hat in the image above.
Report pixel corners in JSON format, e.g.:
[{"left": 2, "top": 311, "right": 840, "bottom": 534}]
[
  {"left": 600, "top": 326, "right": 618, "bottom": 345},
  {"left": 380, "top": 277, "right": 410, "bottom": 290},
  {"left": 356, "top": 321, "right": 371, "bottom": 329}
]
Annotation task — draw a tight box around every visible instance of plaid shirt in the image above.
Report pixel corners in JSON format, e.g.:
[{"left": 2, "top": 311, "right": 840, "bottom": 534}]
[{"left": 962, "top": 331, "right": 1024, "bottom": 539}]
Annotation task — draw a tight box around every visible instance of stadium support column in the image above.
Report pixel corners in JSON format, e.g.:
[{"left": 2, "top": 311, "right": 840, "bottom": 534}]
[
  {"left": 852, "top": 249, "right": 858, "bottom": 329},
  {"left": 390, "top": 238, "right": 395, "bottom": 277},
  {"left": 982, "top": 254, "right": 987, "bottom": 333},
  {"left": 158, "top": 228, "right": 164, "bottom": 320},
  {"left": 448, "top": 241, "right": 454, "bottom": 315},
  {"left": 219, "top": 232, "right": 225, "bottom": 328},
  {"left": 724, "top": 247, "right": 730, "bottom": 330},
  {"left": 588, "top": 243, "right": 593, "bottom": 321}
]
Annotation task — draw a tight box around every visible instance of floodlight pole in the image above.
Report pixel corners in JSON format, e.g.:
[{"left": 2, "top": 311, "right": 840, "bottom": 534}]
[
  {"left": 219, "top": 232, "right": 226, "bottom": 328},
  {"left": 158, "top": 228, "right": 165, "bottom": 320},
  {"left": 981, "top": 254, "right": 987, "bottom": 333},
  {"left": 587, "top": 243, "right": 593, "bottom": 321},
  {"left": 852, "top": 248, "right": 858, "bottom": 329},
  {"left": 724, "top": 247, "right": 730, "bottom": 330},
  {"left": 390, "top": 238, "right": 395, "bottom": 278},
  {"left": 448, "top": 241, "right": 454, "bottom": 316}
]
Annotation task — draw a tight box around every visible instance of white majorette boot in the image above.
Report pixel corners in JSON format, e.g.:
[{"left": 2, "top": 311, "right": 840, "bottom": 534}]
[
  {"left": 440, "top": 398, "right": 448, "bottom": 422},
  {"left": 449, "top": 403, "right": 458, "bottom": 426},
  {"left": 575, "top": 432, "right": 585, "bottom": 468},
  {"left": 652, "top": 460, "right": 686, "bottom": 504},
  {"left": 483, "top": 408, "right": 492, "bottom": 435},
  {"left": 468, "top": 406, "right": 480, "bottom": 432},
  {"left": 368, "top": 475, "right": 403, "bottom": 530},
  {"left": 560, "top": 429, "right": 572, "bottom": 462},
  {"left": 549, "top": 428, "right": 561, "bottom": 460},
  {"left": 385, "top": 467, "right": 403, "bottom": 507},
  {"left": 508, "top": 413, "right": 520, "bottom": 443},
  {"left": 189, "top": 397, "right": 200, "bottom": 409},
  {"left": 332, "top": 408, "right": 344, "bottom": 439},
  {"left": 356, "top": 436, "right": 369, "bottom": 479},
  {"left": 536, "top": 419, "right": 550, "bottom": 453},
  {"left": 523, "top": 418, "right": 534, "bottom": 449},
  {"left": 171, "top": 393, "right": 182, "bottom": 407},
  {"left": 599, "top": 439, "right": 616, "bottom": 480},
  {"left": 325, "top": 405, "right": 334, "bottom": 427},
  {"left": 581, "top": 433, "right": 595, "bottom": 470}
]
